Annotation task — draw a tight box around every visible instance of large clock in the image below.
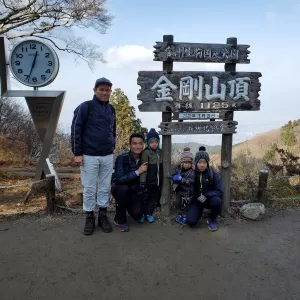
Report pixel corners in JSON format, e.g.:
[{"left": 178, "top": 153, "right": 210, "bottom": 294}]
[{"left": 9, "top": 39, "right": 59, "bottom": 88}]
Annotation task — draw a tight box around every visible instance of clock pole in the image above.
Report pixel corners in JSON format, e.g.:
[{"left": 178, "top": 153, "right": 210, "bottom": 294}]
[
  {"left": 1, "top": 36, "right": 65, "bottom": 185},
  {"left": 0, "top": 37, "right": 10, "bottom": 96}
]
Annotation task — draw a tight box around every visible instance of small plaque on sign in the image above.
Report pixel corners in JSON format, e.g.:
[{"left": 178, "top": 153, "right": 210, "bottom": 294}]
[
  {"left": 179, "top": 112, "right": 220, "bottom": 120},
  {"left": 158, "top": 121, "right": 238, "bottom": 135},
  {"left": 153, "top": 42, "right": 250, "bottom": 64},
  {"left": 26, "top": 97, "right": 55, "bottom": 142}
]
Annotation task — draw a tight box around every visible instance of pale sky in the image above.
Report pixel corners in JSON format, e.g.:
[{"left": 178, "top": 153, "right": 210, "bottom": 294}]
[{"left": 9, "top": 0, "right": 300, "bottom": 146}]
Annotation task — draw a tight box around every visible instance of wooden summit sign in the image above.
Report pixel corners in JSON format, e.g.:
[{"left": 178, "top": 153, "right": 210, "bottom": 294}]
[
  {"left": 154, "top": 42, "right": 250, "bottom": 64},
  {"left": 137, "top": 71, "right": 261, "bottom": 112},
  {"left": 137, "top": 35, "right": 262, "bottom": 217},
  {"left": 158, "top": 121, "right": 238, "bottom": 135}
]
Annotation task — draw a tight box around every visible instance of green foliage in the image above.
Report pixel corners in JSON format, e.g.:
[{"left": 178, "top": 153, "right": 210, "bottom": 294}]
[
  {"left": 110, "top": 88, "right": 147, "bottom": 156},
  {"left": 230, "top": 153, "right": 265, "bottom": 201},
  {"left": 230, "top": 152, "right": 300, "bottom": 202},
  {"left": 263, "top": 143, "right": 277, "bottom": 162},
  {"left": 132, "top": 118, "right": 148, "bottom": 139},
  {"left": 280, "top": 120, "right": 297, "bottom": 148}
]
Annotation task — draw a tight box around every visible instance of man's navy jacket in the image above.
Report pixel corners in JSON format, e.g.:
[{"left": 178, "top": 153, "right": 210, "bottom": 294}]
[
  {"left": 71, "top": 95, "right": 116, "bottom": 156},
  {"left": 113, "top": 151, "right": 140, "bottom": 186}
]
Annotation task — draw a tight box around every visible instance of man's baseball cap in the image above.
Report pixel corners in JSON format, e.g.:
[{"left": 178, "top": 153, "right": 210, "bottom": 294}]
[{"left": 94, "top": 77, "right": 112, "bottom": 88}]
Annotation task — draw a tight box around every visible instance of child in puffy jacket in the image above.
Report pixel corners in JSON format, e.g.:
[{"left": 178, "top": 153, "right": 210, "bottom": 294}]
[
  {"left": 172, "top": 147, "right": 195, "bottom": 225},
  {"left": 139, "top": 128, "right": 163, "bottom": 223},
  {"left": 186, "top": 146, "right": 223, "bottom": 232}
]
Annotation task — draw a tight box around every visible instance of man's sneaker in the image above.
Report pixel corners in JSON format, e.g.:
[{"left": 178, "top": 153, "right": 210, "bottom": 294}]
[
  {"left": 207, "top": 219, "right": 218, "bottom": 232},
  {"left": 84, "top": 212, "right": 95, "bottom": 235},
  {"left": 180, "top": 216, "right": 187, "bottom": 225},
  {"left": 98, "top": 209, "right": 113, "bottom": 233},
  {"left": 114, "top": 220, "right": 129, "bottom": 232},
  {"left": 175, "top": 214, "right": 183, "bottom": 223},
  {"left": 138, "top": 215, "right": 145, "bottom": 223},
  {"left": 146, "top": 215, "right": 155, "bottom": 223}
]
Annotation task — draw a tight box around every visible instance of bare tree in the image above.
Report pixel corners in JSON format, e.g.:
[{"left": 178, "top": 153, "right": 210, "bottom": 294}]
[
  {"left": 0, "top": 97, "right": 41, "bottom": 159},
  {"left": 0, "top": 0, "right": 113, "bottom": 69}
]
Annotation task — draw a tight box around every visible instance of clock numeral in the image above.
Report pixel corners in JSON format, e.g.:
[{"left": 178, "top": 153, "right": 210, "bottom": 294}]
[
  {"left": 32, "top": 77, "right": 37, "bottom": 83},
  {"left": 30, "top": 44, "right": 36, "bottom": 50},
  {"left": 48, "top": 61, "right": 52, "bottom": 66},
  {"left": 24, "top": 75, "right": 30, "bottom": 80},
  {"left": 45, "top": 69, "right": 51, "bottom": 73},
  {"left": 40, "top": 46, "right": 43, "bottom": 51},
  {"left": 41, "top": 75, "right": 46, "bottom": 81},
  {"left": 16, "top": 54, "right": 23, "bottom": 58},
  {"left": 15, "top": 61, "right": 20, "bottom": 66},
  {"left": 17, "top": 69, "right": 23, "bottom": 74},
  {"left": 21, "top": 47, "right": 27, "bottom": 52},
  {"left": 45, "top": 53, "right": 50, "bottom": 58}
]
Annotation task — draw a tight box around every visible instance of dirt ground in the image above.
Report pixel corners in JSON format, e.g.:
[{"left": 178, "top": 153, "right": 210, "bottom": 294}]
[{"left": 0, "top": 209, "right": 300, "bottom": 300}]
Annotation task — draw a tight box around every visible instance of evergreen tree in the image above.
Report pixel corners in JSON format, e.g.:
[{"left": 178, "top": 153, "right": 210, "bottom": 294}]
[{"left": 110, "top": 88, "right": 147, "bottom": 156}]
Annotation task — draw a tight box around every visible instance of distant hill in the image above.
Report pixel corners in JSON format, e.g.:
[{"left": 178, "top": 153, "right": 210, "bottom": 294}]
[
  {"left": 232, "top": 128, "right": 281, "bottom": 158},
  {"left": 172, "top": 142, "right": 221, "bottom": 156},
  {"left": 231, "top": 120, "right": 300, "bottom": 160},
  {"left": 232, "top": 122, "right": 300, "bottom": 159},
  {"left": 172, "top": 120, "right": 300, "bottom": 166}
]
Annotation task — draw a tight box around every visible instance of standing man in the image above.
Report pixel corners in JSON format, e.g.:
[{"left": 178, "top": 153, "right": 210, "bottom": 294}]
[
  {"left": 71, "top": 77, "right": 116, "bottom": 235},
  {"left": 112, "top": 133, "right": 148, "bottom": 232}
]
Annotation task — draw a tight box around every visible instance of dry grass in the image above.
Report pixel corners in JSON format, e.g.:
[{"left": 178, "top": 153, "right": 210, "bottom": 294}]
[{"left": 0, "top": 173, "right": 82, "bottom": 216}]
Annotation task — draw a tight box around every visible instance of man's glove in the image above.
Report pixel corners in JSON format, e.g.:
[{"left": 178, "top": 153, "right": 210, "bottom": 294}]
[
  {"left": 172, "top": 174, "right": 182, "bottom": 182},
  {"left": 197, "top": 195, "right": 207, "bottom": 203}
]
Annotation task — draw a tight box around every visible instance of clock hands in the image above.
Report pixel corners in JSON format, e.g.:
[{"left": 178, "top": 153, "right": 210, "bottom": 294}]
[{"left": 28, "top": 51, "right": 38, "bottom": 81}]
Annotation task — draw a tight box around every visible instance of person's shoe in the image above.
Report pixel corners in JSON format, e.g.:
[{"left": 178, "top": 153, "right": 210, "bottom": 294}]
[
  {"left": 146, "top": 215, "right": 155, "bottom": 223},
  {"left": 207, "top": 218, "right": 218, "bottom": 232},
  {"left": 138, "top": 215, "right": 145, "bottom": 223},
  {"left": 175, "top": 214, "right": 183, "bottom": 223},
  {"left": 83, "top": 212, "right": 95, "bottom": 235},
  {"left": 180, "top": 216, "right": 187, "bottom": 225},
  {"left": 114, "top": 220, "right": 129, "bottom": 232},
  {"left": 98, "top": 208, "right": 113, "bottom": 233}
]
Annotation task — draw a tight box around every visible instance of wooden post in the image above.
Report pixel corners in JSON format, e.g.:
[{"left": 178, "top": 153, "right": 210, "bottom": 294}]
[
  {"left": 257, "top": 170, "right": 269, "bottom": 204},
  {"left": 46, "top": 174, "right": 56, "bottom": 213},
  {"left": 221, "top": 37, "right": 237, "bottom": 214},
  {"left": 160, "top": 35, "right": 173, "bottom": 216}
]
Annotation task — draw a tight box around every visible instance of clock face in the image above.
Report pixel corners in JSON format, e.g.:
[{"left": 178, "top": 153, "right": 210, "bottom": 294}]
[{"left": 9, "top": 39, "right": 59, "bottom": 87}]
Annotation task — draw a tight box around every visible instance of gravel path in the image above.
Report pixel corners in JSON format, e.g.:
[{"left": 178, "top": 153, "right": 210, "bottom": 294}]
[{"left": 0, "top": 209, "right": 300, "bottom": 300}]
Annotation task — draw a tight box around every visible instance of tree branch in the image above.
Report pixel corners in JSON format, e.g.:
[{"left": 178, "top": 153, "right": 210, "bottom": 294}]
[
  {"left": 2, "top": 17, "right": 41, "bottom": 35},
  {"left": 0, "top": 0, "right": 38, "bottom": 24},
  {"left": 1, "top": 0, "right": 113, "bottom": 69}
]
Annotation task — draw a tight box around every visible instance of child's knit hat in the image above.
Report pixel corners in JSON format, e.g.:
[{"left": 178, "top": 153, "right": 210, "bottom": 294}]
[
  {"left": 194, "top": 146, "right": 210, "bottom": 165},
  {"left": 180, "top": 147, "right": 193, "bottom": 163},
  {"left": 146, "top": 128, "right": 160, "bottom": 147}
]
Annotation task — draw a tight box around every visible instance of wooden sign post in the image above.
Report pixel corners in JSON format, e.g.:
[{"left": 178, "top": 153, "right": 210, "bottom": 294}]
[
  {"left": 137, "top": 35, "right": 262, "bottom": 216},
  {"left": 222, "top": 37, "right": 237, "bottom": 213},
  {"left": 161, "top": 35, "right": 173, "bottom": 216}
]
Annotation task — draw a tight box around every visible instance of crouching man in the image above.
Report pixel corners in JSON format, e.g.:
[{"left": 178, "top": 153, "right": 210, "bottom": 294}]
[{"left": 111, "top": 133, "right": 148, "bottom": 232}]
